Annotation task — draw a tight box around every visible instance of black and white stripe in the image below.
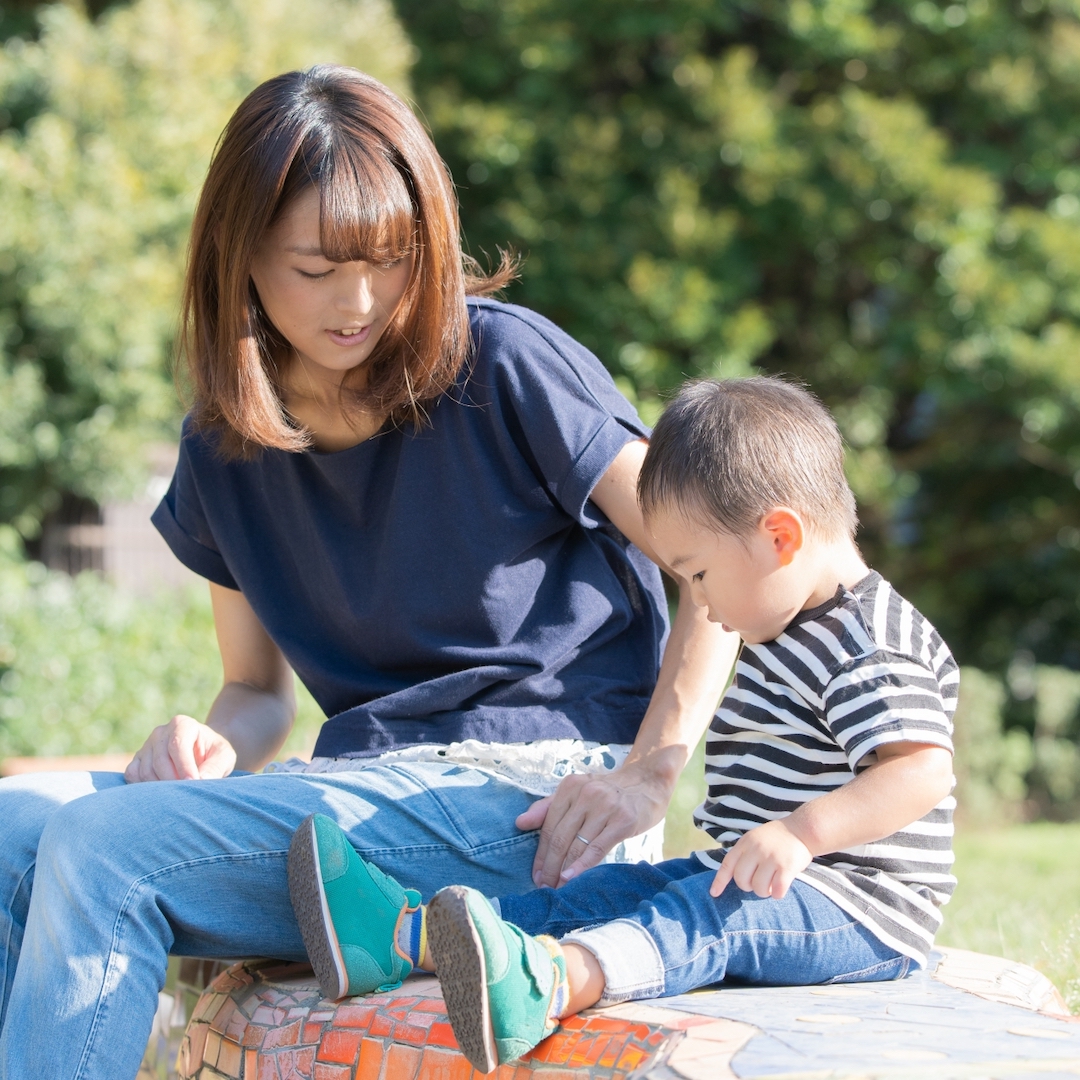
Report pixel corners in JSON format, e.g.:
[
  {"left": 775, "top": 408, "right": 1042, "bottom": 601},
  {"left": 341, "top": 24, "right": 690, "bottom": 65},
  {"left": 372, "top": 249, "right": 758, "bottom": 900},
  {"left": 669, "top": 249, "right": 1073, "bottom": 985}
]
[{"left": 694, "top": 571, "right": 958, "bottom": 967}]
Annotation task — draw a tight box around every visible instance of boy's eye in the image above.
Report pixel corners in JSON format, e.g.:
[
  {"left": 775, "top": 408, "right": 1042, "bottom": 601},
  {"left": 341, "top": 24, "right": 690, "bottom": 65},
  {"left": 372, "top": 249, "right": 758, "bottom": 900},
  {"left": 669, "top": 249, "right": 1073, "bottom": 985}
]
[{"left": 692, "top": 570, "right": 705, "bottom": 582}]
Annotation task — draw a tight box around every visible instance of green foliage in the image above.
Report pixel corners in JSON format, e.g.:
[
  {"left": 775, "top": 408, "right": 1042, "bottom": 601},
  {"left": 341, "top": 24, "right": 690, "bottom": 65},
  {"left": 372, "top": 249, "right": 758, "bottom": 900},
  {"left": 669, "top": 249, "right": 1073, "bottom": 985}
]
[
  {"left": 395, "top": 0, "right": 1080, "bottom": 681},
  {"left": 0, "top": 527, "right": 325, "bottom": 758},
  {"left": 0, "top": 0, "right": 413, "bottom": 540},
  {"left": 952, "top": 666, "right": 1034, "bottom": 822}
]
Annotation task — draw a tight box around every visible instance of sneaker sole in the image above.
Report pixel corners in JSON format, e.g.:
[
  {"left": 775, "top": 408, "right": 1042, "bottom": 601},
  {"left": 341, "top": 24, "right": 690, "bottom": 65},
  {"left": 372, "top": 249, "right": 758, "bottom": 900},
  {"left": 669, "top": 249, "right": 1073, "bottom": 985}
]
[
  {"left": 427, "top": 886, "right": 498, "bottom": 1073},
  {"left": 287, "top": 814, "right": 349, "bottom": 1001}
]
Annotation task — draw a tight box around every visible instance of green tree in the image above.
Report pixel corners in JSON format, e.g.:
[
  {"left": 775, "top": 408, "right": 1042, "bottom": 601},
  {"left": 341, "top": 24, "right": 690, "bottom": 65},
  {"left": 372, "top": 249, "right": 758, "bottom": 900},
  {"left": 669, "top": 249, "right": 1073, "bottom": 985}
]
[
  {"left": 394, "top": 0, "right": 1080, "bottom": 685},
  {"left": 0, "top": 0, "right": 412, "bottom": 540}
]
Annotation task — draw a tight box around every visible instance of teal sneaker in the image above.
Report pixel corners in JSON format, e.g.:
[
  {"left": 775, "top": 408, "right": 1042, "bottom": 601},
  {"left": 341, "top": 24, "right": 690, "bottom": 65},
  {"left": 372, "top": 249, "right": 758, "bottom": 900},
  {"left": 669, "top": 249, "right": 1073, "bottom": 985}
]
[
  {"left": 287, "top": 813, "right": 420, "bottom": 999},
  {"left": 427, "top": 885, "right": 566, "bottom": 1073}
]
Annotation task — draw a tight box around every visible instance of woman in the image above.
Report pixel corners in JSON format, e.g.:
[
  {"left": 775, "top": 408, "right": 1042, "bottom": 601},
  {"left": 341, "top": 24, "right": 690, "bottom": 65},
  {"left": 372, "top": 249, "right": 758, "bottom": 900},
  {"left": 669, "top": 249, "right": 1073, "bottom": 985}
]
[{"left": 0, "top": 66, "right": 733, "bottom": 1080}]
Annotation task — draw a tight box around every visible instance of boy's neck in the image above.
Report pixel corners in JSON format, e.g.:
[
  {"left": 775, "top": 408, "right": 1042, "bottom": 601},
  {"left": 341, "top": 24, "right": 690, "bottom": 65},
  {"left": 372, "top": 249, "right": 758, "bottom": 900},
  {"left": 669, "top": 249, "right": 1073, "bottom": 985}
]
[{"left": 799, "top": 539, "right": 870, "bottom": 612}]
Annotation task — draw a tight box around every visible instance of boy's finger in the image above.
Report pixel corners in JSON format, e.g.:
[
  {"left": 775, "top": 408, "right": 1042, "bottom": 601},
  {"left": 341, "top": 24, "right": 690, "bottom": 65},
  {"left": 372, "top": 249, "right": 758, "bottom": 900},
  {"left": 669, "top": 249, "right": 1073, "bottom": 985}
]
[{"left": 709, "top": 858, "right": 734, "bottom": 897}]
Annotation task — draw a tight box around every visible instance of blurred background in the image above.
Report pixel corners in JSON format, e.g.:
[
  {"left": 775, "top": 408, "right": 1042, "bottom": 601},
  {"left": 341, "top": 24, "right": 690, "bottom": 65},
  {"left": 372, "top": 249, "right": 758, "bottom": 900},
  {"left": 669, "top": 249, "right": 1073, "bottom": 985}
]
[{"left": 0, "top": 0, "right": 1077, "bottom": 1017}]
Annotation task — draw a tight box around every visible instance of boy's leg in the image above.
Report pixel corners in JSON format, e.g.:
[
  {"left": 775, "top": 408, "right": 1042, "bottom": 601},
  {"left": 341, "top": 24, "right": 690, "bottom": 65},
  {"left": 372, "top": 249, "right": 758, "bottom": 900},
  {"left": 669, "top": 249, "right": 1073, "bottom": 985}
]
[
  {"left": 563, "top": 864, "right": 910, "bottom": 1004},
  {"left": 0, "top": 763, "right": 539, "bottom": 1080},
  {"left": 496, "top": 856, "right": 704, "bottom": 937}
]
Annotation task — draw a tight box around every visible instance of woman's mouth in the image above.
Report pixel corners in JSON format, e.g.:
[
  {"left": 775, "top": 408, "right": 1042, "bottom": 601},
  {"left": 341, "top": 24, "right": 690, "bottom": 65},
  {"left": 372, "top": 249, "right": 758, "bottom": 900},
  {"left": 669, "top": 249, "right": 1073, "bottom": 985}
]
[{"left": 327, "top": 324, "right": 373, "bottom": 346}]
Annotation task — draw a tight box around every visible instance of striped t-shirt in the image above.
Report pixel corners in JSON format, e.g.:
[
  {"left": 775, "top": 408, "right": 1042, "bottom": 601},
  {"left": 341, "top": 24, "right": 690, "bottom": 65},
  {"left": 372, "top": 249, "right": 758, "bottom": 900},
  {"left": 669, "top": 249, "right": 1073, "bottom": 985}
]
[{"left": 693, "top": 570, "right": 958, "bottom": 967}]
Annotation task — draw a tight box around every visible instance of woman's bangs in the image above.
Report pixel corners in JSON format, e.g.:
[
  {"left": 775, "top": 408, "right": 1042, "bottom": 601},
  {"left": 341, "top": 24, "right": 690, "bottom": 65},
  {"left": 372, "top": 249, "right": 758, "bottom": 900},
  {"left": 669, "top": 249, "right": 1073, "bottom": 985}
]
[{"left": 318, "top": 140, "right": 417, "bottom": 265}]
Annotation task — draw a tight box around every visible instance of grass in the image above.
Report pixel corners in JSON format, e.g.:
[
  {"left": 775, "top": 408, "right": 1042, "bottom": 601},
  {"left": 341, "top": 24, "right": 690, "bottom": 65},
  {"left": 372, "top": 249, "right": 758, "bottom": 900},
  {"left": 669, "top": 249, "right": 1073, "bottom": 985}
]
[
  {"left": 938, "top": 821, "right": 1080, "bottom": 1013},
  {"left": 663, "top": 742, "right": 1080, "bottom": 1012}
]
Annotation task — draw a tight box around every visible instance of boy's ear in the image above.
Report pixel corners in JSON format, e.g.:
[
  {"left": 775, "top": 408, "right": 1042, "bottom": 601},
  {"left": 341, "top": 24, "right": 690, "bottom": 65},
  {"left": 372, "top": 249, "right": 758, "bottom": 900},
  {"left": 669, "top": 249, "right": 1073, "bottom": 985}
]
[{"left": 760, "top": 509, "right": 804, "bottom": 567}]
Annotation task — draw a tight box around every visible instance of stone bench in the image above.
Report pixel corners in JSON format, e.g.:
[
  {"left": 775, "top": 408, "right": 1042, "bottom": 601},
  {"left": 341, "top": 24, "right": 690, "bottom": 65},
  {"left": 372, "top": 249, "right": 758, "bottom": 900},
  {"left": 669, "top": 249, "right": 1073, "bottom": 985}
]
[{"left": 174, "top": 948, "right": 1078, "bottom": 1080}]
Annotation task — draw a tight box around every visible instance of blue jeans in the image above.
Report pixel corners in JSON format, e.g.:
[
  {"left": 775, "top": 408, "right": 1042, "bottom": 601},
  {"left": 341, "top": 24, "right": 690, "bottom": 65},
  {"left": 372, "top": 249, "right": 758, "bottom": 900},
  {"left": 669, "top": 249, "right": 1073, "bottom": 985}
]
[
  {"left": 0, "top": 764, "right": 541, "bottom": 1080},
  {"left": 499, "top": 856, "right": 912, "bottom": 1004}
]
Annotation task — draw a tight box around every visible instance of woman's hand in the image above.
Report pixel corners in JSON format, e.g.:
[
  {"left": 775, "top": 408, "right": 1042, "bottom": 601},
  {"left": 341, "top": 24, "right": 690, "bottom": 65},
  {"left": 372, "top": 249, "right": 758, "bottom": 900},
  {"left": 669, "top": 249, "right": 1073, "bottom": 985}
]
[
  {"left": 517, "top": 757, "right": 674, "bottom": 887},
  {"left": 125, "top": 714, "right": 237, "bottom": 783},
  {"left": 524, "top": 440, "right": 737, "bottom": 887},
  {"left": 125, "top": 584, "right": 297, "bottom": 783}
]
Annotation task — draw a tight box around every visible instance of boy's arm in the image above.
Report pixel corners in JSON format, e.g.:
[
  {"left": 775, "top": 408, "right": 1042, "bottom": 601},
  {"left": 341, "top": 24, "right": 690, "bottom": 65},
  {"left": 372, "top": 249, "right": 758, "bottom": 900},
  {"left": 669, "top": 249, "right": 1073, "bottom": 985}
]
[{"left": 709, "top": 741, "right": 954, "bottom": 899}]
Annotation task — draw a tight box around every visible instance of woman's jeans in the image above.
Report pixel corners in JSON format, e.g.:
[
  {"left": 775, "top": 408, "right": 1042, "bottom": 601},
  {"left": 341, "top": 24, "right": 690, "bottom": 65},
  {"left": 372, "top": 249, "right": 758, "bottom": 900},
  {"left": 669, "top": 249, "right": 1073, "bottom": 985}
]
[
  {"left": 499, "top": 856, "right": 912, "bottom": 1004},
  {"left": 0, "top": 764, "right": 541, "bottom": 1080}
]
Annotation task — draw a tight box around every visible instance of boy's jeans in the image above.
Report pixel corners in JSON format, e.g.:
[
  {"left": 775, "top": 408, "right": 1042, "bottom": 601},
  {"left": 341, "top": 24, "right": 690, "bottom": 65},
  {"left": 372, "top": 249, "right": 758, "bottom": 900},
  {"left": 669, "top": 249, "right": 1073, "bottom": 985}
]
[
  {"left": 499, "top": 856, "right": 912, "bottom": 1004},
  {"left": 0, "top": 764, "right": 542, "bottom": 1080}
]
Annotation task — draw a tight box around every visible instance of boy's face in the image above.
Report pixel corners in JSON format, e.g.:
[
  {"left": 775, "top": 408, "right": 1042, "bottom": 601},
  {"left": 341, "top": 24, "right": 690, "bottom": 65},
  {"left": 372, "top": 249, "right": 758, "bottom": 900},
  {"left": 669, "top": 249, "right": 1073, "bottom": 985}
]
[{"left": 646, "top": 507, "right": 808, "bottom": 645}]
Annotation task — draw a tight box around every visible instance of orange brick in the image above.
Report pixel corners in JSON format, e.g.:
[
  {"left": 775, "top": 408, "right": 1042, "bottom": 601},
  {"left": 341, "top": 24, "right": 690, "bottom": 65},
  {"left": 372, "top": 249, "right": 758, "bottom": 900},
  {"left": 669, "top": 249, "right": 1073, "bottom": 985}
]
[
  {"left": 597, "top": 1035, "right": 627, "bottom": 1068},
  {"left": 512, "top": 1066, "right": 532, "bottom": 1080},
  {"left": 393, "top": 1022, "right": 428, "bottom": 1045},
  {"left": 242, "top": 1023, "right": 268, "bottom": 1048},
  {"left": 245, "top": 1048, "right": 259, "bottom": 1079},
  {"left": 204, "top": 1030, "right": 223, "bottom": 1069},
  {"left": 263, "top": 1020, "right": 303, "bottom": 1050},
  {"left": 369, "top": 1012, "right": 395, "bottom": 1037},
  {"left": 494, "top": 1064, "right": 516, "bottom": 1080},
  {"left": 426, "top": 1022, "right": 458, "bottom": 1050},
  {"left": 257, "top": 1053, "right": 280, "bottom": 1080},
  {"left": 191, "top": 993, "right": 224, "bottom": 1024},
  {"left": 303, "top": 1021, "right": 324, "bottom": 1043},
  {"left": 314, "top": 1065, "right": 353, "bottom": 1080},
  {"left": 384, "top": 1041, "right": 423, "bottom": 1080},
  {"left": 536, "top": 1032, "right": 575, "bottom": 1065},
  {"left": 568, "top": 1036, "right": 607, "bottom": 1068},
  {"left": 187, "top": 1023, "right": 209, "bottom": 1070},
  {"left": 615, "top": 1045, "right": 646, "bottom": 1071},
  {"left": 417, "top": 1046, "right": 473, "bottom": 1080},
  {"left": 357, "top": 1035, "right": 385, "bottom": 1079},
  {"left": 210, "top": 999, "right": 238, "bottom": 1035},
  {"left": 276, "top": 1046, "right": 316, "bottom": 1080},
  {"left": 334, "top": 1003, "right": 376, "bottom": 1028},
  {"left": 225, "top": 1007, "right": 251, "bottom": 1042},
  {"left": 582, "top": 1017, "right": 635, "bottom": 1035},
  {"left": 253, "top": 1005, "right": 287, "bottom": 1026},
  {"left": 413, "top": 999, "right": 447, "bottom": 1014},
  {"left": 218, "top": 1036, "right": 243, "bottom": 1077},
  {"left": 316, "top": 1028, "right": 363, "bottom": 1065},
  {"left": 559, "top": 1015, "right": 588, "bottom": 1032}
]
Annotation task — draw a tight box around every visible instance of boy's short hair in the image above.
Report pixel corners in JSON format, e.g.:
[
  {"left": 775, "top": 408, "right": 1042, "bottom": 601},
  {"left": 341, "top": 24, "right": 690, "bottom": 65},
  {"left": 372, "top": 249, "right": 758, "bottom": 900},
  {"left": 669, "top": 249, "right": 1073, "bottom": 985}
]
[{"left": 638, "top": 377, "right": 858, "bottom": 541}]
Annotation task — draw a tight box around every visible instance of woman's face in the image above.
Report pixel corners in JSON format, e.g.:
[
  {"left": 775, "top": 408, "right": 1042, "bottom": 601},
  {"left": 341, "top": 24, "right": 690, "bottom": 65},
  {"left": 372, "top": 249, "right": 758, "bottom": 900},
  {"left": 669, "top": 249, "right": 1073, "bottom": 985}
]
[{"left": 249, "top": 186, "right": 413, "bottom": 386}]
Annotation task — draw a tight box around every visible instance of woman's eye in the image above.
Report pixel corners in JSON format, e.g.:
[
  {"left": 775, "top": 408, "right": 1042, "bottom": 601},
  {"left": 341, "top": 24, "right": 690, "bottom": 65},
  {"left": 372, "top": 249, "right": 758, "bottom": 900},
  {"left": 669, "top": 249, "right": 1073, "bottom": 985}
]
[{"left": 297, "top": 268, "right": 332, "bottom": 280}]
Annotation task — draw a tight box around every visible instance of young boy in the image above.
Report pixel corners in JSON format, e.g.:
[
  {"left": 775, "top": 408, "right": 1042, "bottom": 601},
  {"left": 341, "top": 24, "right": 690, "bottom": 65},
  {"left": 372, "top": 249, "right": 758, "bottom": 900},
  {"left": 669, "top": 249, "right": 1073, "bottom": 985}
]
[{"left": 287, "top": 377, "right": 958, "bottom": 1074}]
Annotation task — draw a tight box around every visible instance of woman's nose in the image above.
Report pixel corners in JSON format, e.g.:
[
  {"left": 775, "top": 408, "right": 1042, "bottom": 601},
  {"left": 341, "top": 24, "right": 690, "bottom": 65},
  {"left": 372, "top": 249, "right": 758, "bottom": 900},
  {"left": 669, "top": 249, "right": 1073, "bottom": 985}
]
[{"left": 336, "top": 263, "right": 375, "bottom": 315}]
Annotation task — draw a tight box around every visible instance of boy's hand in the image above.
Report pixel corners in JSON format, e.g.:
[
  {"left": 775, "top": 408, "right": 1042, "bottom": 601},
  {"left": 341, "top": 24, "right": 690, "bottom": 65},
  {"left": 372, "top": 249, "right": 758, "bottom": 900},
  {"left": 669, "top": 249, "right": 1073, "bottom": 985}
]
[{"left": 709, "top": 819, "right": 813, "bottom": 899}]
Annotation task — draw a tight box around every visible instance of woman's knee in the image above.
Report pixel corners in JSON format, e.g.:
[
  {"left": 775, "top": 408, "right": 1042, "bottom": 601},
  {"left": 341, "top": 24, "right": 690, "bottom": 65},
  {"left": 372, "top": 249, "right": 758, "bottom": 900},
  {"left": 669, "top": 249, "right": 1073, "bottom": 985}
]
[{"left": 0, "top": 771, "right": 117, "bottom": 873}]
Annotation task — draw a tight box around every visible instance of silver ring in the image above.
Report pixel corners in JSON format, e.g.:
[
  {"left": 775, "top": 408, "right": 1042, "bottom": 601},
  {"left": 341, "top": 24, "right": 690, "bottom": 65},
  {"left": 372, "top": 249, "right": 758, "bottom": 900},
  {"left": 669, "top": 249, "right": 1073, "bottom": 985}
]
[{"left": 575, "top": 833, "right": 591, "bottom": 847}]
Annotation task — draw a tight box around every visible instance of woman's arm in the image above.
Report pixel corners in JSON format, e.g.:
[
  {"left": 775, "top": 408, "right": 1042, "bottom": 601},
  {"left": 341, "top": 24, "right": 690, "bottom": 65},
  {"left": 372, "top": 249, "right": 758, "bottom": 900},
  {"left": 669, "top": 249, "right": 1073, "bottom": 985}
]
[
  {"left": 520, "top": 439, "right": 740, "bottom": 887},
  {"left": 124, "top": 583, "right": 296, "bottom": 782}
]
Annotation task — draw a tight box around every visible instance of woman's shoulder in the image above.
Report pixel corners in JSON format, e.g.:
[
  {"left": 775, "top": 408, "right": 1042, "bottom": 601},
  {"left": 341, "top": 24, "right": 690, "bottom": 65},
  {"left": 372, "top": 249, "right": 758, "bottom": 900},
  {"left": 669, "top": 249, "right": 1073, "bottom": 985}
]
[{"left": 464, "top": 297, "right": 611, "bottom": 384}]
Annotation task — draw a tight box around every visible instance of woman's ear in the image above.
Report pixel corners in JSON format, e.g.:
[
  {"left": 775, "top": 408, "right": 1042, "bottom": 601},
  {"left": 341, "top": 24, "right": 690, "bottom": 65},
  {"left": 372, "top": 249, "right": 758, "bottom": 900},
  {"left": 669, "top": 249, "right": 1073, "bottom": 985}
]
[{"left": 760, "top": 508, "right": 804, "bottom": 567}]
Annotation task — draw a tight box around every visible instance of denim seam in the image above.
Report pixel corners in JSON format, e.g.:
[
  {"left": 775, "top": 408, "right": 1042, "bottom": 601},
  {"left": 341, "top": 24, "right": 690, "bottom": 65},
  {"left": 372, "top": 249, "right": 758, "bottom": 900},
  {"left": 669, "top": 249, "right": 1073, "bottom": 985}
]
[
  {"left": 0, "top": 862, "right": 34, "bottom": 1020},
  {"left": 826, "top": 955, "right": 910, "bottom": 983},
  {"left": 357, "top": 830, "right": 539, "bottom": 860},
  {"left": 76, "top": 849, "right": 291, "bottom": 1080},
  {"left": 666, "top": 920, "right": 887, "bottom": 986}
]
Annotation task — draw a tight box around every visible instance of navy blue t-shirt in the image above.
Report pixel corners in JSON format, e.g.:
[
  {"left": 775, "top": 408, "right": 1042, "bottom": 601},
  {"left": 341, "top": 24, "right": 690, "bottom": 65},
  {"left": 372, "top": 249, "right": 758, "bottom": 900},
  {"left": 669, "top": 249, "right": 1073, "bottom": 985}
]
[{"left": 153, "top": 299, "right": 668, "bottom": 758}]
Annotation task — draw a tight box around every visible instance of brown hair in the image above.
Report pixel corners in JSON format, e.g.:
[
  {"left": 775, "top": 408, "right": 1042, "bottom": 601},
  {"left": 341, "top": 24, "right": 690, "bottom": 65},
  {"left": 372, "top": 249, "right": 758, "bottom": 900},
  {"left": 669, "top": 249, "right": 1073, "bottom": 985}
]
[
  {"left": 638, "top": 377, "right": 858, "bottom": 541},
  {"left": 180, "top": 65, "right": 515, "bottom": 455}
]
